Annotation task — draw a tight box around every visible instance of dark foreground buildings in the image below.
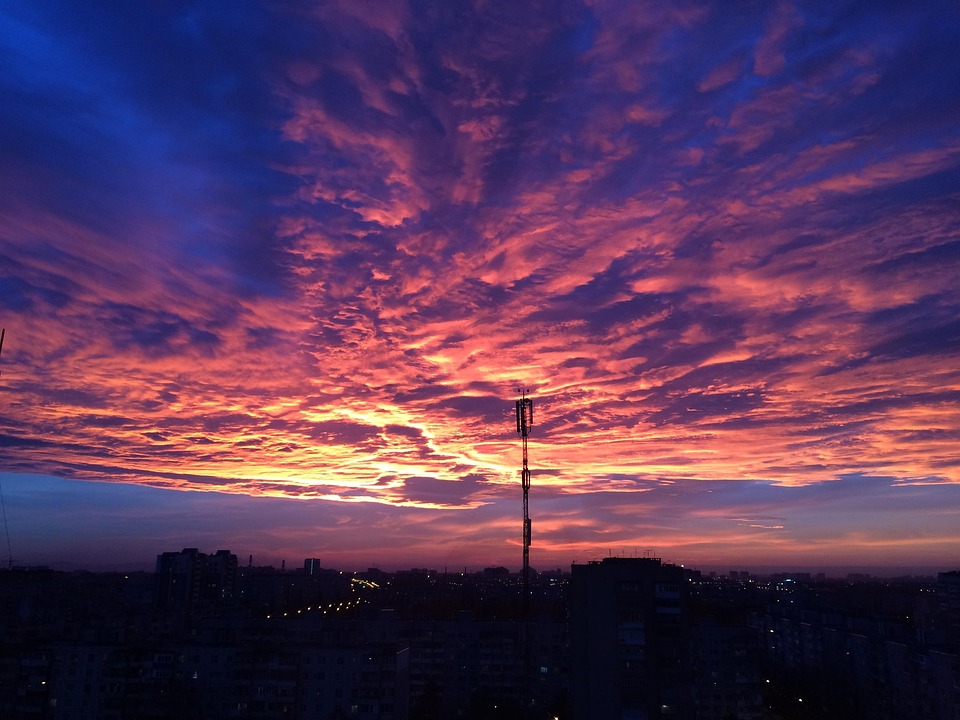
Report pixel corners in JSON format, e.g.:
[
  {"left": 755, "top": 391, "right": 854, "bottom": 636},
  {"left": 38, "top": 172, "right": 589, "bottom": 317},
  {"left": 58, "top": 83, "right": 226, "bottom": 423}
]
[
  {"left": 570, "top": 557, "right": 691, "bottom": 718},
  {"left": 1, "top": 550, "right": 959, "bottom": 719}
]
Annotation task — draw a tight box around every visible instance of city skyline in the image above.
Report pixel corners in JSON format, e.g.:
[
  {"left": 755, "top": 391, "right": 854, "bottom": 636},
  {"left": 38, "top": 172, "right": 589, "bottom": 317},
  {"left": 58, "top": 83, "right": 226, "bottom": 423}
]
[{"left": 2, "top": 1, "right": 960, "bottom": 572}]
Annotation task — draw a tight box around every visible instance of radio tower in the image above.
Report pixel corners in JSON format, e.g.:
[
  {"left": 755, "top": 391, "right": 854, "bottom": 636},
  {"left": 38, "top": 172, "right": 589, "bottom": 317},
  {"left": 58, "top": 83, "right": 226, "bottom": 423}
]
[
  {"left": 515, "top": 390, "right": 533, "bottom": 612},
  {"left": 516, "top": 390, "right": 535, "bottom": 715}
]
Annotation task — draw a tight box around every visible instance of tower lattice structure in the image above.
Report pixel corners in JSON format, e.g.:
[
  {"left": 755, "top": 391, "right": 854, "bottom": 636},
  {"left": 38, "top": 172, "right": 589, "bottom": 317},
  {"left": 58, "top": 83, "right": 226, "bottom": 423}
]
[{"left": 516, "top": 391, "right": 533, "bottom": 611}]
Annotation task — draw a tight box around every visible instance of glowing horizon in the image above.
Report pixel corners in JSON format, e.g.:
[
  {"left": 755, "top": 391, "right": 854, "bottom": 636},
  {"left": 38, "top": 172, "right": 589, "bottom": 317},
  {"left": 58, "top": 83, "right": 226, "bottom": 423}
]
[{"left": 1, "top": 1, "right": 959, "bottom": 571}]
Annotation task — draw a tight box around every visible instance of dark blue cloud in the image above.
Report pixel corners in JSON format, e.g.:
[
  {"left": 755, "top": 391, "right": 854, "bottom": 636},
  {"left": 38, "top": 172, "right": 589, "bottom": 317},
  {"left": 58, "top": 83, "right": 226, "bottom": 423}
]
[
  {"left": 0, "top": 277, "right": 42, "bottom": 311},
  {"left": 400, "top": 473, "right": 485, "bottom": 507},
  {"left": 431, "top": 394, "right": 509, "bottom": 425},
  {"left": 101, "top": 303, "right": 222, "bottom": 357},
  {"left": 0, "top": 0, "right": 298, "bottom": 295}
]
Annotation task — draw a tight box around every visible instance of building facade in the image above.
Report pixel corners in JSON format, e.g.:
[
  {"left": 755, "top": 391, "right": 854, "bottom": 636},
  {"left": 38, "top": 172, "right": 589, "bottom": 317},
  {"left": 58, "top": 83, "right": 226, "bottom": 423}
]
[{"left": 570, "top": 557, "right": 691, "bottom": 719}]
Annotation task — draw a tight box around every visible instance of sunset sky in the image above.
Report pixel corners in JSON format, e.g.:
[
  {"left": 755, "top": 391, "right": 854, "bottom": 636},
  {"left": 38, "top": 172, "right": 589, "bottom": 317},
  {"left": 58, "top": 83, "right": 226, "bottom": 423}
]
[{"left": 2, "top": 0, "right": 959, "bottom": 573}]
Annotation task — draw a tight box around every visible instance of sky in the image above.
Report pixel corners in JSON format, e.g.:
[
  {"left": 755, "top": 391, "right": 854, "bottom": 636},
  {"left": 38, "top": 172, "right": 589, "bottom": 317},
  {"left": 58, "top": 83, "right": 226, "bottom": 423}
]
[{"left": 1, "top": 0, "right": 959, "bottom": 573}]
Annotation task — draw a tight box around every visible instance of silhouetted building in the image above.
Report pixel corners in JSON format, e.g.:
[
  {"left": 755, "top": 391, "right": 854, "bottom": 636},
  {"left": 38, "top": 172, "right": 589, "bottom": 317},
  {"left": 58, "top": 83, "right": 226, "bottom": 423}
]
[
  {"left": 691, "top": 623, "right": 765, "bottom": 719},
  {"left": 155, "top": 548, "right": 204, "bottom": 611},
  {"left": 155, "top": 548, "right": 237, "bottom": 615},
  {"left": 758, "top": 577, "right": 960, "bottom": 719},
  {"left": 10, "top": 557, "right": 960, "bottom": 719},
  {"left": 937, "top": 570, "right": 960, "bottom": 644},
  {"left": 204, "top": 549, "right": 238, "bottom": 603},
  {"left": 570, "top": 557, "right": 691, "bottom": 719}
]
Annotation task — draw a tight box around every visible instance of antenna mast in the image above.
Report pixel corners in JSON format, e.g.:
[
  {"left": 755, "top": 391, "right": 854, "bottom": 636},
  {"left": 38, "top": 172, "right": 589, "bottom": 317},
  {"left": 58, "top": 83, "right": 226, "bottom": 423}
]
[
  {"left": 515, "top": 390, "right": 533, "bottom": 611},
  {"left": 515, "top": 389, "right": 534, "bottom": 714}
]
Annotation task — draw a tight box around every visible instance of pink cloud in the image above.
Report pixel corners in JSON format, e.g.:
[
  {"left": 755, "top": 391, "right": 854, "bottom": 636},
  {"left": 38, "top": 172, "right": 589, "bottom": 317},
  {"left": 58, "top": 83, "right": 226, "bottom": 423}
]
[
  {"left": 698, "top": 55, "right": 743, "bottom": 92},
  {"left": 753, "top": 1, "right": 803, "bottom": 77}
]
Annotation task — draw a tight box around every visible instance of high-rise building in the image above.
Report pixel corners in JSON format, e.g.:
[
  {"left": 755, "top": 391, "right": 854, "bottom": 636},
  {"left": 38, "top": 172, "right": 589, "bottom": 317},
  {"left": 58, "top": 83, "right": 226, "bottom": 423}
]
[
  {"left": 155, "top": 547, "right": 238, "bottom": 614},
  {"left": 155, "top": 547, "right": 204, "bottom": 610},
  {"left": 204, "top": 548, "right": 238, "bottom": 602},
  {"left": 570, "top": 557, "right": 691, "bottom": 719},
  {"left": 937, "top": 570, "right": 960, "bottom": 644}
]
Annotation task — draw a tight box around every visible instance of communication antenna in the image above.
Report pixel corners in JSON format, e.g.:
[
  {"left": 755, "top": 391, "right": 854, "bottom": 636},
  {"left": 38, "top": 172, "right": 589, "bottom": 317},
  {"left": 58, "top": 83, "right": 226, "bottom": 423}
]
[
  {"left": 515, "top": 390, "right": 533, "bottom": 611},
  {"left": 515, "top": 388, "right": 534, "bottom": 712}
]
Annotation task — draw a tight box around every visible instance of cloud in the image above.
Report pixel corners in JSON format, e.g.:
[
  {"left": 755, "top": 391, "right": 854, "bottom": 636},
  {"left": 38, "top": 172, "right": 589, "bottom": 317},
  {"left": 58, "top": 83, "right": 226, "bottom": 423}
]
[
  {"left": 753, "top": 1, "right": 803, "bottom": 77},
  {"left": 1, "top": 0, "right": 960, "bottom": 569}
]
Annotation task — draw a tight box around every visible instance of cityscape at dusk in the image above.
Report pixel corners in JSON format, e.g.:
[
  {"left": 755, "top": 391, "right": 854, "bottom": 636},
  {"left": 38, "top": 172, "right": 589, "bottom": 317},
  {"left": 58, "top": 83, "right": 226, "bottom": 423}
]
[{"left": 1, "top": 0, "right": 960, "bottom": 573}]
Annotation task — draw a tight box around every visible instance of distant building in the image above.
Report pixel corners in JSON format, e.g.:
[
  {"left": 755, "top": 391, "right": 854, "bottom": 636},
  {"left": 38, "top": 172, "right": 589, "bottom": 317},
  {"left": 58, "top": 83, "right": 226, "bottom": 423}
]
[
  {"left": 155, "top": 547, "right": 204, "bottom": 610},
  {"left": 204, "top": 549, "right": 238, "bottom": 602},
  {"left": 155, "top": 548, "right": 238, "bottom": 614},
  {"left": 691, "top": 623, "right": 765, "bottom": 720},
  {"left": 937, "top": 570, "right": 960, "bottom": 644},
  {"left": 570, "top": 557, "right": 691, "bottom": 719}
]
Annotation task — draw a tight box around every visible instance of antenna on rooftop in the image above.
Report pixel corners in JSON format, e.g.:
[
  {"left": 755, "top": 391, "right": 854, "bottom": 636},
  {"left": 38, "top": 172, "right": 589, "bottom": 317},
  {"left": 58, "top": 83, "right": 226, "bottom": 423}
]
[
  {"left": 516, "top": 389, "right": 533, "bottom": 610},
  {"left": 514, "top": 388, "right": 535, "bottom": 712}
]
